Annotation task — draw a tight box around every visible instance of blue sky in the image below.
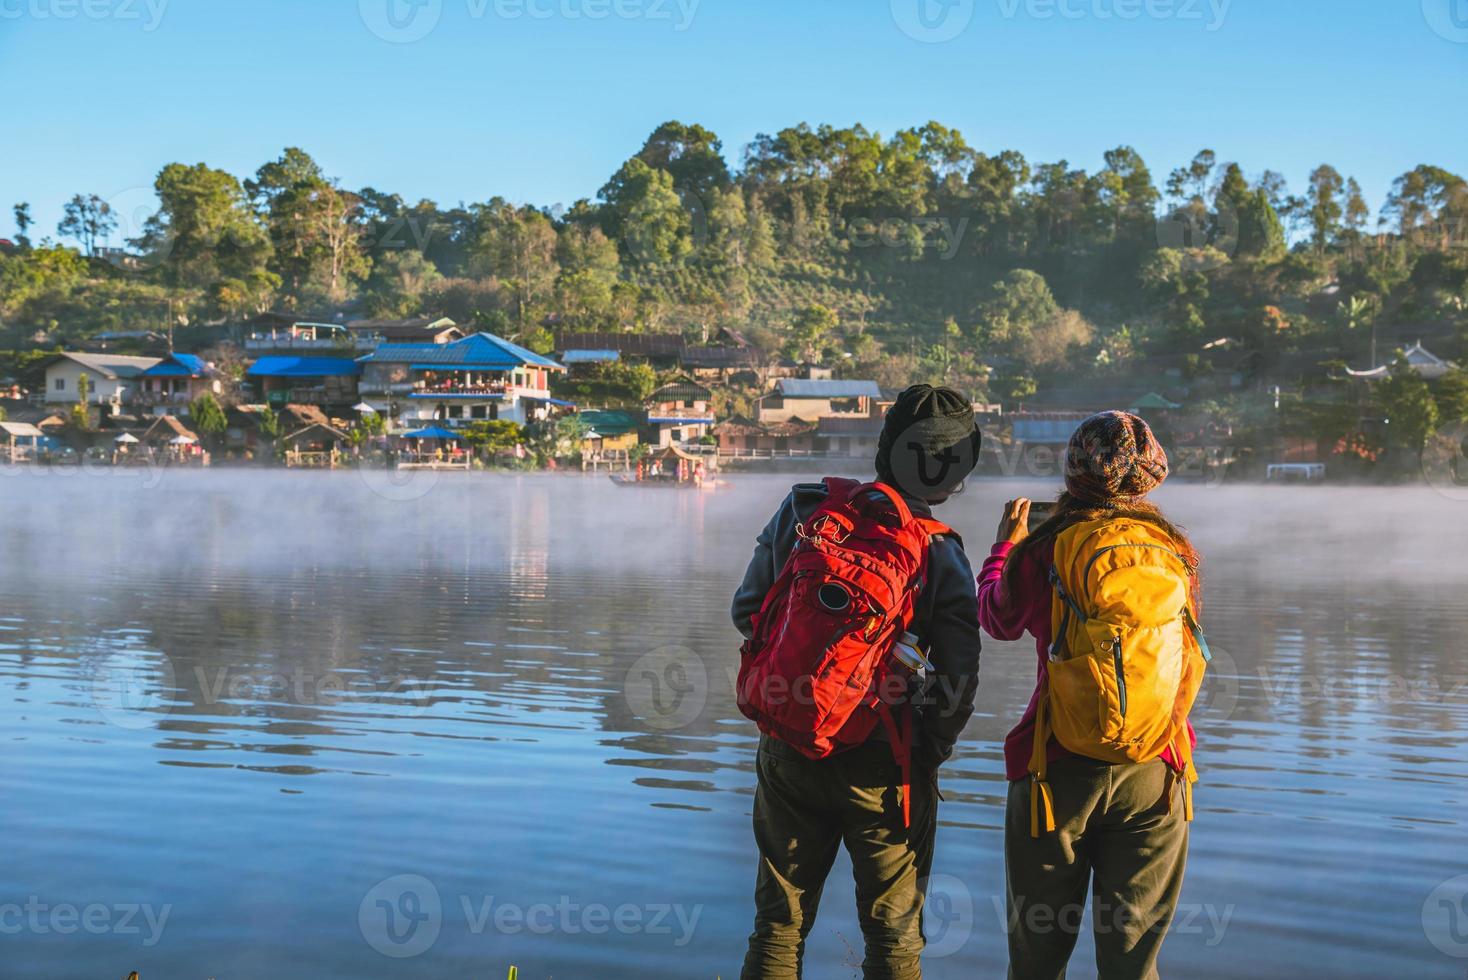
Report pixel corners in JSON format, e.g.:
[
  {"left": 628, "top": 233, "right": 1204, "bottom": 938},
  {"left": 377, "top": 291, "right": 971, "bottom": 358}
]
[{"left": 1, "top": 0, "right": 1464, "bottom": 245}]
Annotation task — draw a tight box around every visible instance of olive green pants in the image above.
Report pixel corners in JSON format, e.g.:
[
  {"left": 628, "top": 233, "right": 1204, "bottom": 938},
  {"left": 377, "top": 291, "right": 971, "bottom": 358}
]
[
  {"left": 742, "top": 736, "right": 938, "bottom": 980},
  {"left": 1005, "top": 756, "right": 1189, "bottom": 980}
]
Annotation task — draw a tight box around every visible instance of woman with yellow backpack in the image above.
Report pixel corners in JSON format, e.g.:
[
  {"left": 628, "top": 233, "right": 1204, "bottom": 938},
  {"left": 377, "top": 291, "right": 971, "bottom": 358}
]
[{"left": 977, "top": 411, "right": 1211, "bottom": 980}]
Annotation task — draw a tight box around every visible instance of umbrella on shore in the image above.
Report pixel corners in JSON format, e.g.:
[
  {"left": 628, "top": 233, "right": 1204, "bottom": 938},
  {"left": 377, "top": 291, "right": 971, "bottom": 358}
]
[
  {"left": 353, "top": 402, "right": 377, "bottom": 414},
  {"left": 169, "top": 435, "right": 197, "bottom": 446},
  {"left": 402, "top": 426, "right": 459, "bottom": 440},
  {"left": 114, "top": 433, "right": 140, "bottom": 444}
]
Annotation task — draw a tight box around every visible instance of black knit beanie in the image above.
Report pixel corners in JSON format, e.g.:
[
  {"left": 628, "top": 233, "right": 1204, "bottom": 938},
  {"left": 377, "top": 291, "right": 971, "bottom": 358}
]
[{"left": 876, "top": 384, "right": 981, "bottom": 498}]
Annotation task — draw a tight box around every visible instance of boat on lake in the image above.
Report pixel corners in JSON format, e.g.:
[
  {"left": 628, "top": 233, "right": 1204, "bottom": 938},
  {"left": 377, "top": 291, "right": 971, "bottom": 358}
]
[{"left": 609, "top": 444, "right": 725, "bottom": 490}]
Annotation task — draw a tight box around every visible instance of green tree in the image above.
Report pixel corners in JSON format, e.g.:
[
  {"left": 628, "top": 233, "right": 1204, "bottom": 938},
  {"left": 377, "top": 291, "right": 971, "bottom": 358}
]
[
  {"left": 1382, "top": 164, "right": 1468, "bottom": 248},
  {"left": 58, "top": 194, "right": 117, "bottom": 256},
  {"left": 599, "top": 159, "right": 692, "bottom": 265},
  {"left": 1430, "top": 369, "right": 1468, "bottom": 428},
  {"left": 71, "top": 372, "right": 91, "bottom": 429},
  {"left": 12, "top": 203, "right": 33, "bottom": 249},
  {"left": 634, "top": 121, "right": 731, "bottom": 196},
  {"left": 1306, "top": 164, "right": 1345, "bottom": 252},
  {"left": 362, "top": 249, "right": 443, "bottom": 318},
  {"left": 786, "top": 304, "right": 839, "bottom": 361},
  {"left": 1377, "top": 366, "right": 1439, "bottom": 455},
  {"left": 252, "top": 150, "right": 368, "bottom": 306},
  {"left": 189, "top": 391, "right": 228, "bottom": 448},
  {"left": 462, "top": 419, "right": 526, "bottom": 457},
  {"left": 139, "top": 162, "right": 276, "bottom": 297},
  {"left": 472, "top": 201, "right": 559, "bottom": 329}
]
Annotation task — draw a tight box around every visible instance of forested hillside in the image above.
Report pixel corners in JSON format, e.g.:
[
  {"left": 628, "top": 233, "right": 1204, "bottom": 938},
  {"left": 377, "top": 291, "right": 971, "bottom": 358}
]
[{"left": 3, "top": 121, "right": 1466, "bottom": 459}]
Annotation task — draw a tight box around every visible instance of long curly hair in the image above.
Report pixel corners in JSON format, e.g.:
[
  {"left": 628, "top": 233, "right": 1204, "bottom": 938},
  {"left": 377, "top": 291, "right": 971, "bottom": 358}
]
[{"left": 1004, "top": 491, "right": 1203, "bottom": 611}]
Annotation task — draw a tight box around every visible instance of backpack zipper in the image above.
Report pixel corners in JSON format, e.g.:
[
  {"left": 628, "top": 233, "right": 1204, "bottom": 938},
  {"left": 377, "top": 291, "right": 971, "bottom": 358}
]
[{"left": 1112, "top": 635, "right": 1128, "bottom": 717}]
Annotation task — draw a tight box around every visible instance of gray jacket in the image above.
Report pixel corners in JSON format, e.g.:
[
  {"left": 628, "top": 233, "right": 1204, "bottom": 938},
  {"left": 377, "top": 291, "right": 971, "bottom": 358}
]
[{"left": 731, "top": 482, "right": 982, "bottom": 771}]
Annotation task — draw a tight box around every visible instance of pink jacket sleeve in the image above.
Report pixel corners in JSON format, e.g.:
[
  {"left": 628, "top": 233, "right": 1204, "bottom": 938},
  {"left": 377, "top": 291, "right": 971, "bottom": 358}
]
[{"left": 976, "top": 541, "right": 1032, "bottom": 641}]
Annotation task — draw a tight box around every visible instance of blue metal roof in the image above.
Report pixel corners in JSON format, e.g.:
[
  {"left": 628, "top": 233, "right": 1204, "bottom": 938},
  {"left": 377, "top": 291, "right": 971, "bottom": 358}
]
[
  {"left": 776, "top": 378, "right": 882, "bottom": 398},
  {"left": 361, "top": 332, "right": 565, "bottom": 371},
  {"left": 141, "top": 353, "right": 208, "bottom": 378},
  {"left": 247, "top": 356, "right": 362, "bottom": 378},
  {"left": 562, "top": 349, "right": 620, "bottom": 364}
]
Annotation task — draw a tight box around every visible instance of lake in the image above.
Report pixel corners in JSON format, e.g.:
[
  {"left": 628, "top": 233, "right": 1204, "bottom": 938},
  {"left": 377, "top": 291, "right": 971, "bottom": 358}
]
[{"left": 1, "top": 467, "right": 1465, "bottom": 978}]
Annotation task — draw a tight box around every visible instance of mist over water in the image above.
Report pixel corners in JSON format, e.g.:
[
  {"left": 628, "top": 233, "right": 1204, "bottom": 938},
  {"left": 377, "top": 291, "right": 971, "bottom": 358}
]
[{"left": 1, "top": 469, "right": 1464, "bottom": 978}]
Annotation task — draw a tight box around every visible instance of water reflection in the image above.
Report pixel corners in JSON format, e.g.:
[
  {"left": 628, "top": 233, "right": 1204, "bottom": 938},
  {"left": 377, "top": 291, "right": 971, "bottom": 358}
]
[{"left": 0, "top": 473, "right": 1465, "bottom": 977}]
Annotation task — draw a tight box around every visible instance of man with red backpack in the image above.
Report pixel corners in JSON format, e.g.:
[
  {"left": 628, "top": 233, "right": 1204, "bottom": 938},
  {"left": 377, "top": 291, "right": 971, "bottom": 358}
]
[{"left": 731, "top": 385, "right": 984, "bottom": 980}]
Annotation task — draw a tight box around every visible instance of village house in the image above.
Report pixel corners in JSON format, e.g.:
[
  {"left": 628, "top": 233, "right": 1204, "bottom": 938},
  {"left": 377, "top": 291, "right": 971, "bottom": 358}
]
[
  {"left": 554, "top": 331, "right": 686, "bottom": 370},
  {"left": 135, "top": 354, "right": 221, "bottom": 415},
  {"left": 345, "top": 316, "right": 463, "bottom": 346},
  {"left": 246, "top": 356, "right": 362, "bottom": 411},
  {"left": 756, "top": 378, "right": 881, "bottom": 425},
  {"left": 579, "top": 409, "right": 639, "bottom": 454},
  {"left": 712, "top": 416, "right": 818, "bottom": 456},
  {"left": 42, "top": 352, "right": 161, "bottom": 409},
  {"left": 644, "top": 378, "right": 714, "bottom": 447},
  {"left": 357, "top": 332, "right": 568, "bottom": 429},
  {"left": 1346, "top": 341, "right": 1461, "bottom": 382},
  {"left": 817, "top": 415, "right": 885, "bottom": 458},
  {"left": 0, "top": 421, "right": 44, "bottom": 462},
  {"left": 245, "top": 319, "right": 380, "bottom": 355}
]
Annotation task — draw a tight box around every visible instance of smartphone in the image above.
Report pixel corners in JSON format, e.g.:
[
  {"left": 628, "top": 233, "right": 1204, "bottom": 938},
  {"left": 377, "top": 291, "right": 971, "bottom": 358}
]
[{"left": 1026, "top": 501, "right": 1056, "bottom": 531}]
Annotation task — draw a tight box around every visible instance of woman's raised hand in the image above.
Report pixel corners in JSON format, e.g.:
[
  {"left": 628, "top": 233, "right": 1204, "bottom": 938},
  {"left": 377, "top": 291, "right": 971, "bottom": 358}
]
[{"left": 996, "top": 498, "right": 1031, "bottom": 546}]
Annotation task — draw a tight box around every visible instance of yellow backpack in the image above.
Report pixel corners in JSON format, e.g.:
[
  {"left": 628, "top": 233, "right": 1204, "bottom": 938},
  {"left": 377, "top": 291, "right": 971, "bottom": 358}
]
[{"left": 1028, "top": 518, "right": 1211, "bottom": 836}]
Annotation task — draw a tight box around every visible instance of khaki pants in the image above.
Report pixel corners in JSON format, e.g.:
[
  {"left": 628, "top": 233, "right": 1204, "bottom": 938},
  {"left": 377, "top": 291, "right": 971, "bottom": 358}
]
[
  {"left": 1005, "top": 756, "right": 1189, "bottom": 980},
  {"left": 742, "top": 736, "right": 938, "bottom": 980}
]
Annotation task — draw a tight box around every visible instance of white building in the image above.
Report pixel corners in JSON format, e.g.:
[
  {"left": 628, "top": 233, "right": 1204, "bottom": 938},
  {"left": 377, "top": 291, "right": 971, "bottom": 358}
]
[
  {"left": 42, "top": 353, "right": 161, "bottom": 408},
  {"left": 357, "top": 332, "right": 569, "bottom": 429}
]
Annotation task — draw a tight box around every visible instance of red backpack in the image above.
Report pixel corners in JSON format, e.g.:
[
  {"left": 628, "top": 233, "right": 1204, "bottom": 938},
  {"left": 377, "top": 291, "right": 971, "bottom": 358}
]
[{"left": 736, "top": 478, "right": 952, "bottom": 824}]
